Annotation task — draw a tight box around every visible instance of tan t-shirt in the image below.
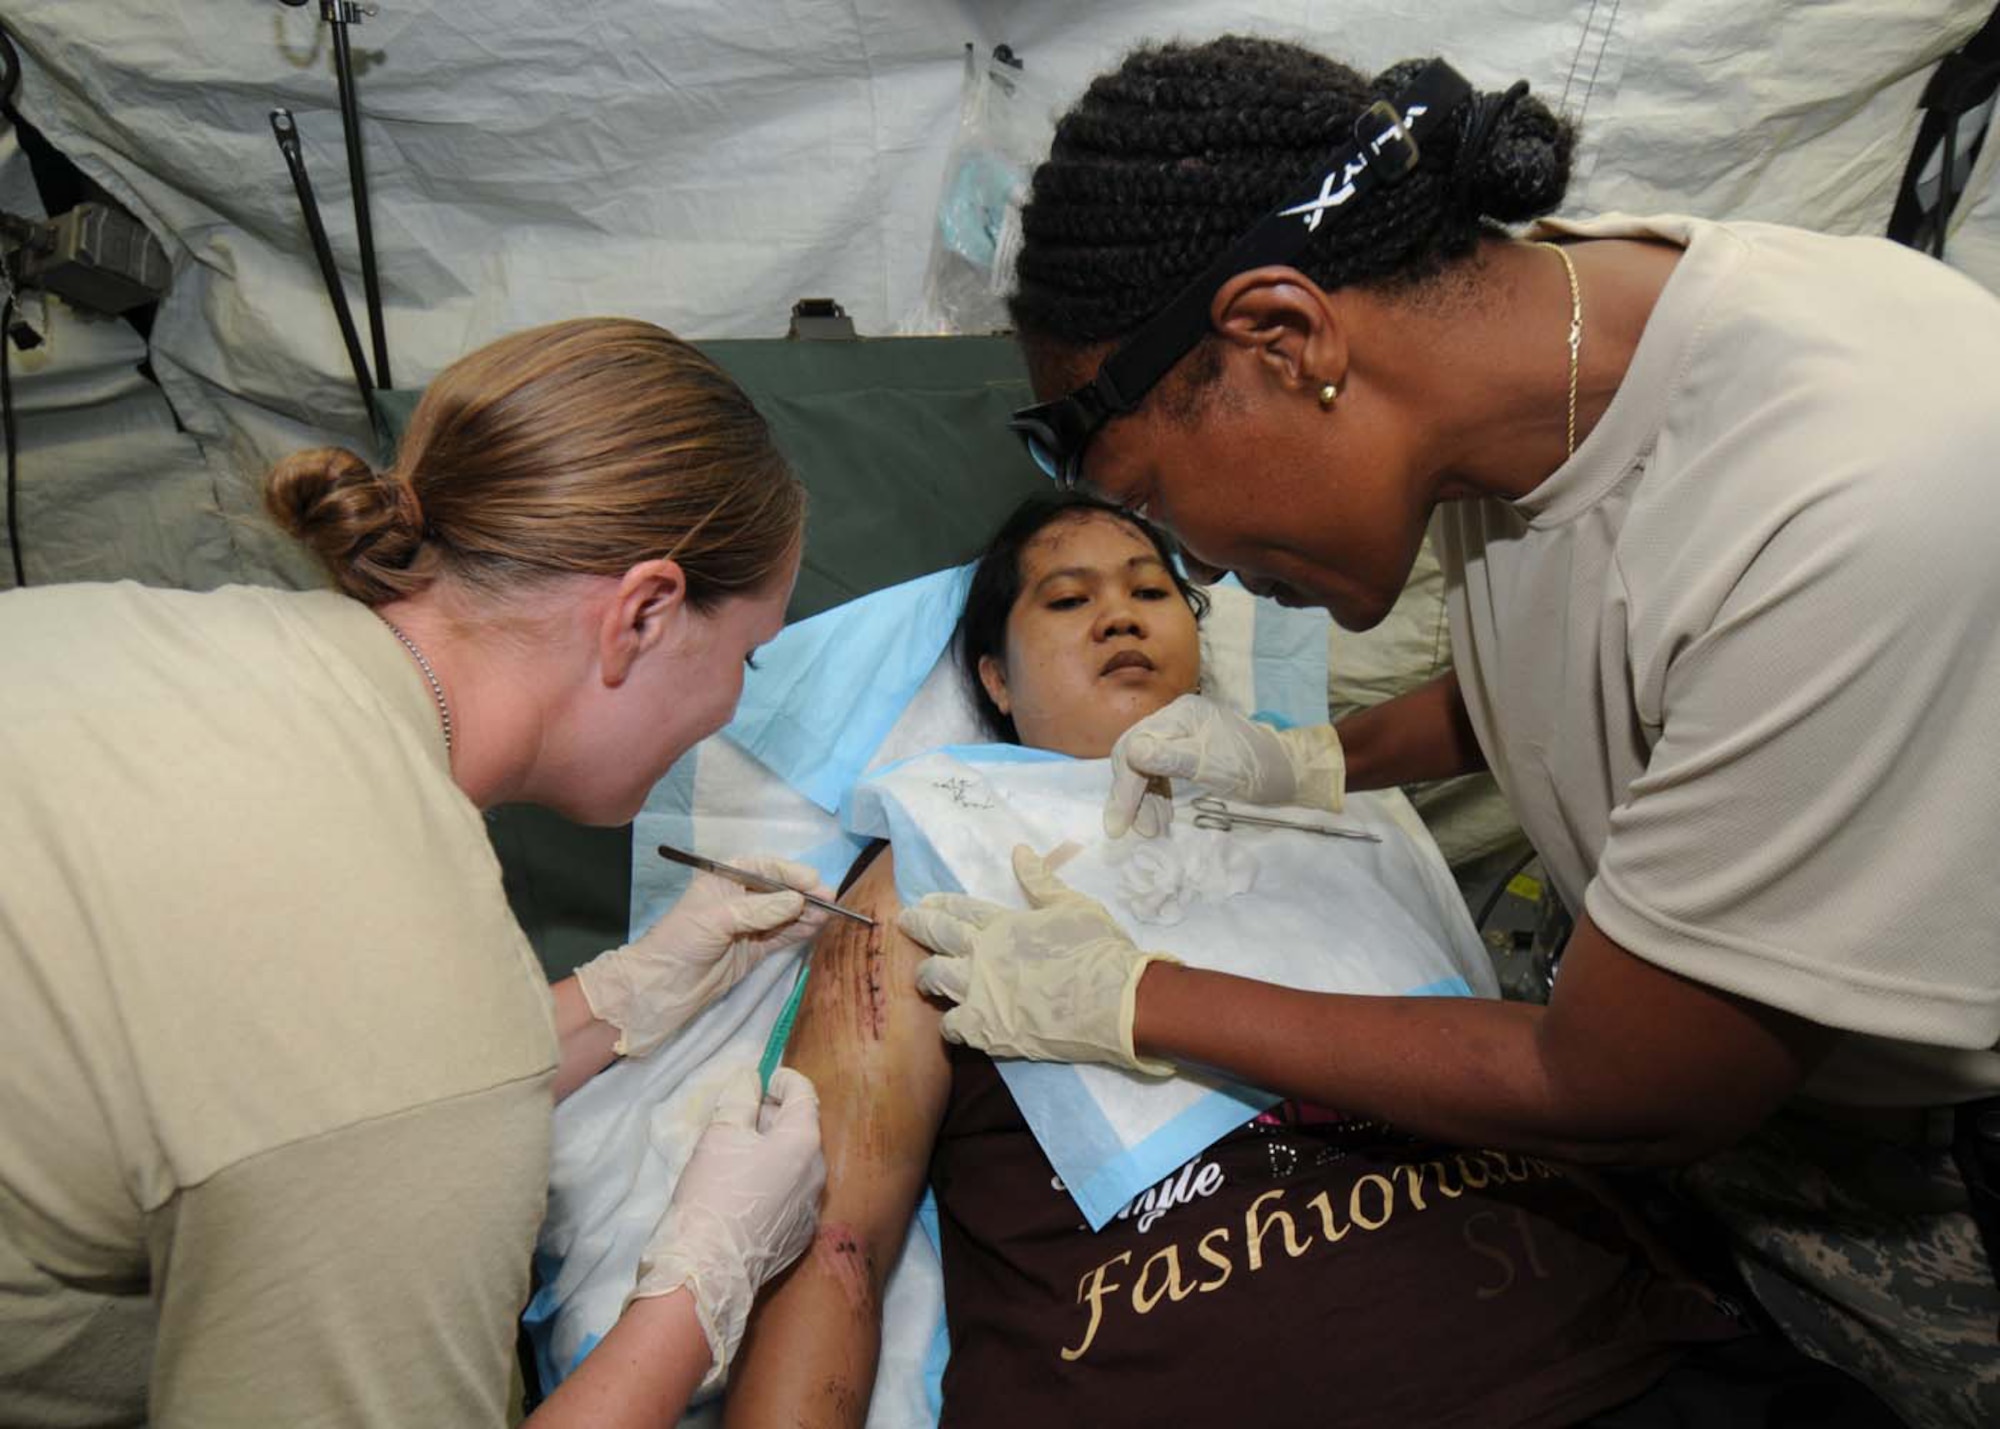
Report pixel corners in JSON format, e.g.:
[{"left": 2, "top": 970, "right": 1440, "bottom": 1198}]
[
  {"left": 0, "top": 583, "right": 559, "bottom": 1426},
  {"left": 1436, "top": 214, "right": 2000, "bottom": 1107}
]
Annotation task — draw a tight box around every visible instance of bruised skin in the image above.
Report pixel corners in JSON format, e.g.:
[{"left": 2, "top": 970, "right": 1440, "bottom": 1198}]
[{"left": 724, "top": 846, "right": 952, "bottom": 1429}]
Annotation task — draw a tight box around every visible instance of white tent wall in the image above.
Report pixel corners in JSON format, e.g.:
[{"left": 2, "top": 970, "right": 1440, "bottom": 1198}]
[{"left": 2, "top": 1, "right": 1991, "bottom": 593}]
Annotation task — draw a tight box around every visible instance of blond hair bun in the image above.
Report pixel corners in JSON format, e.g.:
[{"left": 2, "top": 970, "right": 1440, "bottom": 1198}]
[{"left": 264, "top": 446, "right": 432, "bottom": 603}]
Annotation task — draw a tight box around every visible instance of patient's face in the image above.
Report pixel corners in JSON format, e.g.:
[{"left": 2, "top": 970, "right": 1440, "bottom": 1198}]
[{"left": 980, "top": 512, "right": 1201, "bottom": 759}]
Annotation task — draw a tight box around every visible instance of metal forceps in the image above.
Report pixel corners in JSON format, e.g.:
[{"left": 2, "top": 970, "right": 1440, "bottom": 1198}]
[{"left": 1190, "top": 796, "right": 1382, "bottom": 843}]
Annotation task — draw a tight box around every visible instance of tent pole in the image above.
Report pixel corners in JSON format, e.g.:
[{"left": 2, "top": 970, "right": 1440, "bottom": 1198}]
[
  {"left": 270, "top": 107, "right": 385, "bottom": 446},
  {"left": 323, "top": 1, "right": 392, "bottom": 390}
]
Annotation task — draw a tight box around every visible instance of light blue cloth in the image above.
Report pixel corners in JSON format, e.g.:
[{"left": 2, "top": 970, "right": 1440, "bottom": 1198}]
[
  {"left": 1239, "top": 574, "right": 1331, "bottom": 728},
  {"left": 628, "top": 566, "right": 972, "bottom": 929},
  {"left": 723, "top": 564, "right": 972, "bottom": 813},
  {"left": 629, "top": 746, "right": 703, "bottom": 931}
]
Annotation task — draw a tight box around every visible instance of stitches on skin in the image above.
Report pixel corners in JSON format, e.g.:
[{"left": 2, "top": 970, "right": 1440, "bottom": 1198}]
[
  {"left": 862, "top": 925, "right": 889, "bottom": 1043},
  {"left": 834, "top": 916, "right": 887, "bottom": 1044},
  {"left": 796, "top": 857, "right": 923, "bottom": 1174},
  {"left": 811, "top": 881, "right": 890, "bottom": 1046}
]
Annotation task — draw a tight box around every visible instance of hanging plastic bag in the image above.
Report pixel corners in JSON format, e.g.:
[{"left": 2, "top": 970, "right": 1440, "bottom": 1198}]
[{"left": 899, "top": 45, "right": 1055, "bottom": 335}]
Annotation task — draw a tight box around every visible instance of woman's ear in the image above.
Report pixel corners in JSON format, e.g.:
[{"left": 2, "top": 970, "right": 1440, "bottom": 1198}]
[
  {"left": 977, "top": 653, "right": 1012, "bottom": 715},
  {"left": 599, "top": 557, "right": 688, "bottom": 687},
  {"left": 1210, "top": 265, "right": 1348, "bottom": 398}
]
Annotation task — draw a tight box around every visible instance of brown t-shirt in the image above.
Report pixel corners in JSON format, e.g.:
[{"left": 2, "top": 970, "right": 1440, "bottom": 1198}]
[{"left": 929, "top": 1048, "right": 1746, "bottom": 1428}]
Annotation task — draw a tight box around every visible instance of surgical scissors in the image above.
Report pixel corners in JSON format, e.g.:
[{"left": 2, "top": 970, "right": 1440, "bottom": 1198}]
[{"left": 1190, "top": 796, "right": 1382, "bottom": 843}]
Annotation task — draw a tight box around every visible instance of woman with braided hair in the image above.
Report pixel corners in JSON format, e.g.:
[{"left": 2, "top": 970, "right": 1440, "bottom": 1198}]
[{"left": 895, "top": 34, "right": 2000, "bottom": 1428}]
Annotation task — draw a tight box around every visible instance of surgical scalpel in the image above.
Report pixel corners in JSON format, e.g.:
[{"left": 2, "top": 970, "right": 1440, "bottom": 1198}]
[
  {"left": 654, "top": 844, "right": 877, "bottom": 927},
  {"left": 1190, "top": 796, "right": 1382, "bottom": 843}
]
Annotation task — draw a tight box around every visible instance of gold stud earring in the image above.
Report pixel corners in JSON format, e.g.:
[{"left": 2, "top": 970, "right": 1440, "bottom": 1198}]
[{"left": 1317, "top": 382, "right": 1339, "bottom": 409}]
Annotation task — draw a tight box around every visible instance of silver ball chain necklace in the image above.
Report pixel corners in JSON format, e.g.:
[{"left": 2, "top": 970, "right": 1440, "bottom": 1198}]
[{"left": 376, "top": 614, "right": 454, "bottom": 756}]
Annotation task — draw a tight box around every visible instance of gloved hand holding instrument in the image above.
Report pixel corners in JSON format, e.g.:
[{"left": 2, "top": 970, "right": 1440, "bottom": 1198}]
[
  {"left": 576, "top": 854, "right": 836, "bottom": 1057},
  {"left": 1104, "top": 692, "right": 1347, "bottom": 838},
  {"left": 630, "top": 1066, "right": 826, "bottom": 1388}
]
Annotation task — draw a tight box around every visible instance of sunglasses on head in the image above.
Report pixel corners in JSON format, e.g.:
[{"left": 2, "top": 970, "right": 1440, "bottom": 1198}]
[{"left": 1009, "top": 60, "right": 1474, "bottom": 491}]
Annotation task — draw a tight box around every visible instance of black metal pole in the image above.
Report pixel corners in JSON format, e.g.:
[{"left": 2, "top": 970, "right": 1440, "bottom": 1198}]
[
  {"left": 324, "top": 1, "right": 391, "bottom": 390},
  {"left": 270, "top": 107, "right": 384, "bottom": 441}
]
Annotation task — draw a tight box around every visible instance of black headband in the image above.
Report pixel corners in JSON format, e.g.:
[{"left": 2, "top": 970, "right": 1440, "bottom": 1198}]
[{"left": 1086, "top": 59, "right": 1476, "bottom": 416}]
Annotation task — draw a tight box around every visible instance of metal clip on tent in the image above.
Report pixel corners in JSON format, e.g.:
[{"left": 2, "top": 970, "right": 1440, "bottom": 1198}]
[{"left": 787, "top": 297, "right": 856, "bottom": 340}]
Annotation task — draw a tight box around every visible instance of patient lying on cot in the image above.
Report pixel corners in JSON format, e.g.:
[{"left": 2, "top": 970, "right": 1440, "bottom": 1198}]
[{"left": 721, "top": 494, "right": 1749, "bottom": 1429}]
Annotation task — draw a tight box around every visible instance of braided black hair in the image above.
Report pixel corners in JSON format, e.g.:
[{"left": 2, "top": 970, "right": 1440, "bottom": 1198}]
[{"left": 1009, "top": 36, "right": 1576, "bottom": 347}]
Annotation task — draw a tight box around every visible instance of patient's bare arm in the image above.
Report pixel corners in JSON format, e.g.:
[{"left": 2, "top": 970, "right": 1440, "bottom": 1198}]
[{"left": 723, "top": 846, "right": 951, "bottom": 1429}]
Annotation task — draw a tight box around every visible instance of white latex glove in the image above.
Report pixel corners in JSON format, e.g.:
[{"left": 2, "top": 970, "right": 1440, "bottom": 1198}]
[
  {"left": 576, "top": 855, "right": 833, "bottom": 1056},
  {"left": 1105, "top": 692, "right": 1346, "bottom": 838},
  {"left": 900, "top": 845, "right": 1179, "bottom": 1076},
  {"left": 631, "top": 1066, "right": 826, "bottom": 1392}
]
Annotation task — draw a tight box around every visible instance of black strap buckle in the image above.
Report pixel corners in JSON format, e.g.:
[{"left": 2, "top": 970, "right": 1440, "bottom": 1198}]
[{"left": 1353, "top": 99, "right": 1420, "bottom": 181}]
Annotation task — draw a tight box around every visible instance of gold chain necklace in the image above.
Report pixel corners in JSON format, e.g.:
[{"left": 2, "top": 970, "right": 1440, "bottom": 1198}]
[{"left": 1538, "top": 241, "right": 1583, "bottom": 459}]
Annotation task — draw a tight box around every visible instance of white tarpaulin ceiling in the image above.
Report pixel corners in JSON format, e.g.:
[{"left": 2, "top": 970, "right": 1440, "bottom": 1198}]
[{"left": 2, "top": 1, "right": 1992, "bottom": 589}]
